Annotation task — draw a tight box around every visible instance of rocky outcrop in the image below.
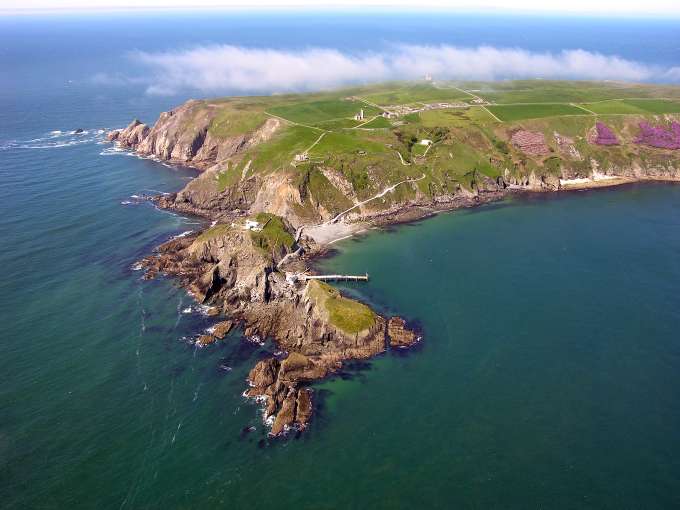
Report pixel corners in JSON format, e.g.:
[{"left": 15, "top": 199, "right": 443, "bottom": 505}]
[
  {"left": 195, "top": 320, "right": 234, "bottom": 346},
  {"left": 107, "top": 102, "right": 280, "bottom": 171},
  {"left": 196, "top": 334, "right": 216, "bottom": 347},
  {"left": 107, "top": 119, "right": 150, "bottom": 146},
  {"left": 213, "top": 320, "right": 233, "bottom": 339},
  {"left": 387, "top": 317, "right": 419, "bottom": 348},
  {"left": 246, "top": 355, "right": 330, "bottom": 435},
  {"left": 503, "top": 169, "right": 560, "bottom": 191},
  {"left": 139, "top": 220, "right": 416, "bottom": 436}
]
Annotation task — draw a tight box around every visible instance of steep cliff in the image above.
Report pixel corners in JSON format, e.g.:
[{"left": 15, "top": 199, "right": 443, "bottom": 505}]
[{"left": 107, "top": 99, "right": 281, "bottom": 170}]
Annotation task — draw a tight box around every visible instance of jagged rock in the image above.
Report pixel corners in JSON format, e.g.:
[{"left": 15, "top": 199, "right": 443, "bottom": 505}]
[
  {"left": 213, "top": 320, "right": 233, "bottom": 339},
  {"left": 295, "top": 388, "right": 314, "bottom": 429},
  {"left": 108, "top": 119, "right": 150, "bottom": 146},
  {"left": 248, "top": 358, "right": 280, "bottom": 389},
  {"left": 387, "top": 317, "right": 418, "bottom": 348},
  {"left": 196, "top": 334, "right": 215, "bottom": 346},
  {"left": 271, "top": 388, "right": 298, "bottom": 436}
]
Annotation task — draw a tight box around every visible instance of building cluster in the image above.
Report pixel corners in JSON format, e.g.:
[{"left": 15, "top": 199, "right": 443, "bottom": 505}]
[{"left": 382, "top": 102, "right": 469, "bottom": 117}]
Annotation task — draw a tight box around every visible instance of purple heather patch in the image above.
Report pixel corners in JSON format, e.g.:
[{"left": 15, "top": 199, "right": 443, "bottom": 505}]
[
  {"left": 594, "top": 122, "right": 619, "bottom": 146},
  {"left": 634, "top": 121, "right": 680, "bottom": 150}
]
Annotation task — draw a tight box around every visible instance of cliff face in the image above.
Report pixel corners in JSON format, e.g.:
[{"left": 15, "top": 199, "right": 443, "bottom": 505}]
[{"left": 107, "top": 100, "right": 281, "bottom": 171}]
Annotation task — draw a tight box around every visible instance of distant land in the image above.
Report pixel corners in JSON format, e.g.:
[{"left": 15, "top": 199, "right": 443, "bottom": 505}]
[{"left": 107, "top": 79, "right": 680, "bottom": 436}]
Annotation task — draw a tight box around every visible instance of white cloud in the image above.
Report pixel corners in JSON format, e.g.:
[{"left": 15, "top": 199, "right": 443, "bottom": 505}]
[
  {"left": 132, "top": 46, "right": 391, "bottom": 95},
  {"left": 125, "top": 44, "right": 674, "bottom": 96}
]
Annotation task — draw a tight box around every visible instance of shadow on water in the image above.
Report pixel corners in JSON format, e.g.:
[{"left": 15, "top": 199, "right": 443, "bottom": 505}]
[{"left": 217, "top": 334, "right": 264, "bottom": 367}]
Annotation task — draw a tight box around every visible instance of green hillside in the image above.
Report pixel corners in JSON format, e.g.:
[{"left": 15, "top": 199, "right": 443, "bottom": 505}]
[{"left": 185, "top": 80, "right": 680, "bottom": 221}]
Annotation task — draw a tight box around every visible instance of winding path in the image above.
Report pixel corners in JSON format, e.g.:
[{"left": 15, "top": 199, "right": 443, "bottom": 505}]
[
  {"left": 328, "top": 173, "right": 426, "bottom": 224},
  {"left": 304, "top": 132, "right": 327, "bottom": 153},
  {"left": 396, "top": 151, "right": 411, "bottom": 166},
  {"left": 264, "top": 112, "right": 326, "bottom": 132}
]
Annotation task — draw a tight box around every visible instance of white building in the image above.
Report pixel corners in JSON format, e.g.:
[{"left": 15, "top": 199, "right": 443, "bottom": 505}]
[
  {"left": 294, "top": 153, "right": 309, "bottom": 162},
  {"left": 244, "top": 220, "right": 262, "bottom": 232},
  {"left": 354, "top": 109, "right": 365, "bottom": 121},
  {"left": 420, "top": 139, "right": 433, "bottom": 146}
]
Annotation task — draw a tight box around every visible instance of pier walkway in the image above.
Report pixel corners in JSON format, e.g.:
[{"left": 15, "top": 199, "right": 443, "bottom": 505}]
[
  {"left": 286, "top": 272, "right": 369, "bottom": 284},
  {"left": 301, "top": 273, "right": 369, "bottom": 282}
]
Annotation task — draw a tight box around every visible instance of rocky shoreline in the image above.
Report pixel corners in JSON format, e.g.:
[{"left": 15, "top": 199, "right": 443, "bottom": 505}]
[{"left": 135, "top": 206, "right": 421, "bottom": 437}]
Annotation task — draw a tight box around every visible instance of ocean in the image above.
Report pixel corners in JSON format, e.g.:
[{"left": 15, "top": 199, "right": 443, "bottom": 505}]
[{"left": 1, "top": 11, "right": 680, "bottom": 509}]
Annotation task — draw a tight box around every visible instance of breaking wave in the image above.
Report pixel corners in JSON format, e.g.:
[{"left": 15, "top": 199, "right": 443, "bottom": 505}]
[
  {"left": 1, "top": 128, "right": 107, "bottom": 151},
  {"left": 171, "top": 230, "right": 193, "bottom": 240}
]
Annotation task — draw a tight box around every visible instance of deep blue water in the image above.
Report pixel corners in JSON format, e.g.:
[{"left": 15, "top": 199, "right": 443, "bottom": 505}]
[{"left": 2, "top": 12, "right": 680, "bottom": 509}]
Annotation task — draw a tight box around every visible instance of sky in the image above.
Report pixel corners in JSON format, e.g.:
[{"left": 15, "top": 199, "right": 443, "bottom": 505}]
[{"left": 2, "top": 0, "right": 680, "bottom": 16}]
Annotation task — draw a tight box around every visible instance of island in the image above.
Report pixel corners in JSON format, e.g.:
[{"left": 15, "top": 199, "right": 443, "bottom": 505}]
[{"left": 108, "top": 80, "right": 680, "bottom": 436}]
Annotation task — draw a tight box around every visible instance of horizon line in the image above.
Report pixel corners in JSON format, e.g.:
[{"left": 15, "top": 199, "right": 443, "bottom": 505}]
[{"left": 2, "top": 5, "right": 680, "bottom": 18}]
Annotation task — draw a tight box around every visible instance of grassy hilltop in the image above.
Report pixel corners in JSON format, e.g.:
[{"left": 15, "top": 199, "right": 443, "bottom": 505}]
[{"left": 126, "top": 80, "right": 680, "bottom": 225}]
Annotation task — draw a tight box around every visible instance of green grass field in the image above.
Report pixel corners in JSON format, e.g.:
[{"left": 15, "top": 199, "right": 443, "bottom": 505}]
[
  {"left": 486, "top": 103, "right": 591, "bottom": 121},
  {"left": 268, "top": 99, "right": 381, "bottom": 124},
  {"left": 578, "top": 100, "right": 645, "bottom": 115},
  {"left": 309, "top": 131, "right": 388, "bottom": 157},
  {"left": 361, "top": 84, "right": 470, "bottom": 106},
  {"left": 462, "top": 80, "right": 680, "bottom": 104},
  {"left": 580, "top": 99, "right": 680, "bottom": 115},
  {"left": 250, "top": 125, "right": 320, "bottom": 171},
  {"left": 208, "top": 108, "right": 267, "bottom": 138},
  {"left": 358, "top": 116, "right": 392, "bottom": 129},
  {"left": 630, "top": 99, "right": 680, "bottom": 113},
  {"left": 313, "top": 118, "right": 362, "bottom": 130},
  {"left": 418, "top": 107, "right": 497, "bottom": 127}
]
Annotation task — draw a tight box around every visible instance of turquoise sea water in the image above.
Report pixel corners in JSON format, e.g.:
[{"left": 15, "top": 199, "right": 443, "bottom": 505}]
[{"left": 2, "top": 12, "right": 680, "bottom": 509}]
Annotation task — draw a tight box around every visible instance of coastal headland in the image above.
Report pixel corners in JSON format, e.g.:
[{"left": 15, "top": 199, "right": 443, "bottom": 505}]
[{"left": 109, "top": 80, "right": 680, "bottom": 436}]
